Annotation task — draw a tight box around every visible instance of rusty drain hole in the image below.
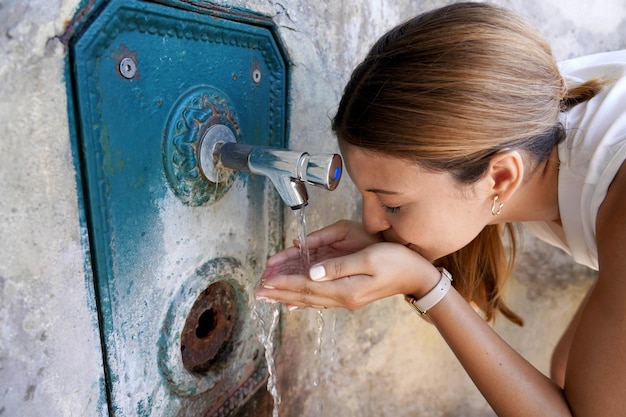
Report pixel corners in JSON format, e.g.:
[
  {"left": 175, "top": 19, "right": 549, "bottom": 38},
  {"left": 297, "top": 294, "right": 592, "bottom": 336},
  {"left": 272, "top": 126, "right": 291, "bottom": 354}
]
[
  {"left": 180, "top": 281, "right": 237, "bottom": 373},
  {"left": 196, "top": 309, "right": 216, "bottom": 339}
]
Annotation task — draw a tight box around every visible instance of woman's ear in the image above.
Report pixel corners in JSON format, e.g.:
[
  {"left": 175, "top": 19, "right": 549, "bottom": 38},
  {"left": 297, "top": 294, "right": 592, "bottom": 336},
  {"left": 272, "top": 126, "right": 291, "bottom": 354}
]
[{"left": 486, "top": 150, "right": 525, "bottom": 202}]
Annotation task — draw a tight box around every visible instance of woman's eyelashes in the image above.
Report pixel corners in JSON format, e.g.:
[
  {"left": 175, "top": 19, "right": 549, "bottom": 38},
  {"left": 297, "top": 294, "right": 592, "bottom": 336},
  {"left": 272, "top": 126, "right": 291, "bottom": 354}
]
[{"left": 381, "top": 203, "right": 401, "bottom": 214}]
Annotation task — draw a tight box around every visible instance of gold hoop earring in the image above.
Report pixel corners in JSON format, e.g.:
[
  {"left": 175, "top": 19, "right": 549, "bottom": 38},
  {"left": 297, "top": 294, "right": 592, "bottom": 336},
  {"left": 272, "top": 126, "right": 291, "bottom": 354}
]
[{"left": 491, "top": 195, "right": 504, "bottom": 216}]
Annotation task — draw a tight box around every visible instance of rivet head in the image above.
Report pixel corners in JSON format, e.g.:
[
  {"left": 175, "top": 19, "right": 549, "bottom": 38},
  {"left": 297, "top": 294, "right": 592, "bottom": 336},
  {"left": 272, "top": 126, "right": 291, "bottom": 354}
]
[
  {"left": 252, "top": 68, "right": 261, "bottom": 84},
  {"left": 119, "top": 57, "right": 137, "bottom": 79}
]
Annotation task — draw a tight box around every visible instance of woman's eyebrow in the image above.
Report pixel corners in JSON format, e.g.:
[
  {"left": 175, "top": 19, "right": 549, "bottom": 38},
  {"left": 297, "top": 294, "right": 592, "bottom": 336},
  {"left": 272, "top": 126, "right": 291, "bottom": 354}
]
[{"left": 366, "top": 188, "right": 400, "bottom": 195}]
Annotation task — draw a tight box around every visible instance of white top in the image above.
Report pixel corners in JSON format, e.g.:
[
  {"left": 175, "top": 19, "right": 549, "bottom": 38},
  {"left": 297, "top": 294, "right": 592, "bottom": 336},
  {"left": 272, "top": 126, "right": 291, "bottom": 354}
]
[{"left": 523, "top": 50, "right": 626, "bottom": 271}]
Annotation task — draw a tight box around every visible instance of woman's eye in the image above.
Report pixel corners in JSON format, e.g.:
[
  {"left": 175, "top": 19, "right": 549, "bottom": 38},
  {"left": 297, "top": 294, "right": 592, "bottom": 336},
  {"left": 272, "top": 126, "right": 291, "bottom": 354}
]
[{"left": 381, "top": 203, "right": 401, "bottom": 214}]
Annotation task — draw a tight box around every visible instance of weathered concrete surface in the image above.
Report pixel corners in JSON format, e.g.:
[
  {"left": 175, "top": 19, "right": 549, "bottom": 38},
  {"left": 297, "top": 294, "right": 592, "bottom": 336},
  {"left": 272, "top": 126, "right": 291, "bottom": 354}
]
[
  {"left": 0, "top": 0, "right": 107, "bottom": 416},
  {"left": 0, "top": 0, "right": 623, "bottom": 416}
]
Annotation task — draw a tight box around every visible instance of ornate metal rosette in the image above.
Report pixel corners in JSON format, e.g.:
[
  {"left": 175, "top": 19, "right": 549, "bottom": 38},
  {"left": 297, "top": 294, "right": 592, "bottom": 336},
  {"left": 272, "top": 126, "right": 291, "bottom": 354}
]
[{"left": 163, "top": 86, "right": 240, "bottom": 206}]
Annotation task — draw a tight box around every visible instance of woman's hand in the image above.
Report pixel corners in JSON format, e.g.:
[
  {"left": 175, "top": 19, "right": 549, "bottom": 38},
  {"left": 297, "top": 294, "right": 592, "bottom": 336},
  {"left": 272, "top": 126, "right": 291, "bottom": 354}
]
[
  {"left": 262, "top": 220, "right": 382, "bottom": 278},
  {"left": 256, "top": 220, "right": 440, "bottom": 310}
]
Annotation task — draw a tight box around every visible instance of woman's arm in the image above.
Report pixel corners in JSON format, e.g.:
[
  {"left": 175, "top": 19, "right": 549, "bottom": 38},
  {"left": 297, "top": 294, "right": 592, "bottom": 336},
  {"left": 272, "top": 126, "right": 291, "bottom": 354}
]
[
  {"left": 561, "top": 160, "right": 626, "bottom": 415},
  {"left": 550, "top": 282, "right": 594, "bottom": 387},
  {"left": 426, "top": 288, "right": 571, "bottom": 416}
]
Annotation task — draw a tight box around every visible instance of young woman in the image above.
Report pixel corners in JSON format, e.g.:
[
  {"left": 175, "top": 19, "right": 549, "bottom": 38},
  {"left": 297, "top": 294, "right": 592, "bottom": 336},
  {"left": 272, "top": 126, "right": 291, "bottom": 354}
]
[{"left": 255, "top": 3, "right": 626, "bottom": 415}]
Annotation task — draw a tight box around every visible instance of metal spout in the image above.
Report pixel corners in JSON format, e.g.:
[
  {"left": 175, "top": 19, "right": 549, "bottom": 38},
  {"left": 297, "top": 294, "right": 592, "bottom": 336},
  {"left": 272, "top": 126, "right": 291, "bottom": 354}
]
[{"left": 197, "top": 124, "right": 342, "bottom": 210}]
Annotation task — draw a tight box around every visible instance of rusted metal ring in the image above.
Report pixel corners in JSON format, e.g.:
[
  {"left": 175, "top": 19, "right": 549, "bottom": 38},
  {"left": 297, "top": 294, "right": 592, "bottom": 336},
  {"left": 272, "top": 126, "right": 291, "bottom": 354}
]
[{"left": 180, "top": 281, "right": 237, "bottom": 373}]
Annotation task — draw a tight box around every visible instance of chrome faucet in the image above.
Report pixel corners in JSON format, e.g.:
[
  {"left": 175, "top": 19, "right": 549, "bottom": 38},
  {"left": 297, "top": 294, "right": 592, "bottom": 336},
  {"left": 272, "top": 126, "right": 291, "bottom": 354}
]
[{"left": 198, "top": 124, "right": 342, "bottom": 209}]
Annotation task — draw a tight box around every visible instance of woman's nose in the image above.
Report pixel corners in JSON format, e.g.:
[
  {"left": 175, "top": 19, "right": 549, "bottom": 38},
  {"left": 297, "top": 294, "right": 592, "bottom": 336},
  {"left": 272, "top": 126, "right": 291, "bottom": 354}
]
[{"left": 361, "top": 199, "right": 390, "bottom": 235}]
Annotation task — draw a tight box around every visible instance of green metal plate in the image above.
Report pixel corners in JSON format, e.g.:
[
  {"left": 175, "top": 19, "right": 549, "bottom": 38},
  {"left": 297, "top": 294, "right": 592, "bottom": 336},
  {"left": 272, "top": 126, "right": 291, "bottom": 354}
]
[{"left": 68, "top": 0, "right": 288, "bottom": 415}]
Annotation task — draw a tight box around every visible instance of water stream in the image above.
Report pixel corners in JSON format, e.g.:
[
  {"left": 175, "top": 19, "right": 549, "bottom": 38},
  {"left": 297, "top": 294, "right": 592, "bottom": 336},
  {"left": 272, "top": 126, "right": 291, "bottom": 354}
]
[
  {"left": 254, "top": 206, "right": 337, "bottom": 417},
  {"left": 252, "top": 300, "right": 281, "bottom": 417},
  {"left": 295, "top": 208, "right": 324, "bottom": 388},
  {"left": 295, "top": 208, "right": 338, "bottom": 402},
  {"left": 295, "top": 208, "right": 310, "bottom": 270}
]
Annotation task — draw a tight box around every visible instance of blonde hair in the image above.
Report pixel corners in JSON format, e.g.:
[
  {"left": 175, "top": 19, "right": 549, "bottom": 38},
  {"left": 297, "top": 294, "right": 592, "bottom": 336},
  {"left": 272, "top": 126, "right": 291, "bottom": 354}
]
[{"left": 332, "top": 2, "right": 602, "bottom": 324}]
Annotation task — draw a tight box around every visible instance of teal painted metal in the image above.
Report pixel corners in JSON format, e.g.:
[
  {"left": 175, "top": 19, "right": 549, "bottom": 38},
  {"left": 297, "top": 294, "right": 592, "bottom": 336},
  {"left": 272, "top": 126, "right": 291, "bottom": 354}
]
[{"left": 67, "top": 1, "right": 289, "bottom": 415}]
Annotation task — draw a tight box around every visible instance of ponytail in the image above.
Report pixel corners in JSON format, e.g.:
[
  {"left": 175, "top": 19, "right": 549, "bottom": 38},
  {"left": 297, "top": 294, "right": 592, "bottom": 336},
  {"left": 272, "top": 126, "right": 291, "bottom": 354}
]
[{"left": 560, "top": 78, "right": 605, "bottom": 111}]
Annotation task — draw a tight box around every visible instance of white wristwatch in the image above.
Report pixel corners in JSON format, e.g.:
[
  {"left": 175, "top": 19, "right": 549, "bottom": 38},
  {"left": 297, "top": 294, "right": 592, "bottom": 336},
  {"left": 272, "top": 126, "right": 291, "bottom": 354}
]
[{"left": 405, "top": 267, "right": 453, "bottom": 315}]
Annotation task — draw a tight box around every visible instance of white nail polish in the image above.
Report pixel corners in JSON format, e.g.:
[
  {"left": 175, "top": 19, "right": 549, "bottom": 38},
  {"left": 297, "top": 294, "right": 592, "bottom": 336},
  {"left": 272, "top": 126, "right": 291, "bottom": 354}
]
[{"left": 309, "top": 265, "right": 326, "bottom": 281}]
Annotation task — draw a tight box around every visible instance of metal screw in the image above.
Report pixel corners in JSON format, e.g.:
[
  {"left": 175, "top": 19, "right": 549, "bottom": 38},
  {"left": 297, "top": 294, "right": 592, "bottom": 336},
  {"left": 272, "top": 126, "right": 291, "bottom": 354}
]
[
  {"left": 252, "top": 68, "right": 261, "bottom": 84},
  {"left": 119, "top": 57, "right": 137, "bottom": 79}
]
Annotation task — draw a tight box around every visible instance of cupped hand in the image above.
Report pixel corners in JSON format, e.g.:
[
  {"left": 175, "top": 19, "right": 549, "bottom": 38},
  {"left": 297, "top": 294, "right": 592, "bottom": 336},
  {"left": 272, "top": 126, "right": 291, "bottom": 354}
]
[
  {"left": 263, "top": 220, "right": 382, "bottom": 278},
  {"left": 257, "top": 231, "right": 441, "bottom": 310}
]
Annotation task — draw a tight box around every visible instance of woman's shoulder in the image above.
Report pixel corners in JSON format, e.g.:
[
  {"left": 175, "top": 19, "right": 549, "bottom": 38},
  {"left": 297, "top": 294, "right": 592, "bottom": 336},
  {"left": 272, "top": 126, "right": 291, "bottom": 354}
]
[
  {"left": 560, "top": 49, "right": 626, "bottom": 156},
  {"left": 558, "top": 49, "right": 626, "bottom": 77},
  {"left": 552, "top": 51, "right": 626, "bottom": 269}
]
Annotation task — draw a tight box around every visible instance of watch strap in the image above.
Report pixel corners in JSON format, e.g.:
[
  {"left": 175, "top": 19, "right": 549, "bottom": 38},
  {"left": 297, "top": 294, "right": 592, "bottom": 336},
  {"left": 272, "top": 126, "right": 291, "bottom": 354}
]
[{"left": 405, "top": 267, "right": 453, "bottom": 315}]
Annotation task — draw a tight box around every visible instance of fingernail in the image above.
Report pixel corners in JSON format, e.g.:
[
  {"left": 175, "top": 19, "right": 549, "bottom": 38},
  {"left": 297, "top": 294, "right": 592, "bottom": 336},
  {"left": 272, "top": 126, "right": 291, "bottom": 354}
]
[
  {"left": 287, "top": 305, "right": 299, "bottom": 312},
  {"left": 309, "top": 265, "right": 326, "bottom": 281},
  {"left": 262, "top": 284, "right": 275, "bottom": 289}
]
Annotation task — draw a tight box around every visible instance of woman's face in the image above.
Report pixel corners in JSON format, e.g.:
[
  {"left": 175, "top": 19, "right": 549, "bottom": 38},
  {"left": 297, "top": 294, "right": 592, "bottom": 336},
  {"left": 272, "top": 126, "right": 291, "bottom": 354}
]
[{"left": 341, "top": 143, "right": 493, "bottom": 261}]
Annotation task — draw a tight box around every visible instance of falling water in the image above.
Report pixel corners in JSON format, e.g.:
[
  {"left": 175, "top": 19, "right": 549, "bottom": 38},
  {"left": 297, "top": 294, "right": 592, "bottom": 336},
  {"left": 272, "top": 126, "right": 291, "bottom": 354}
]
[
  {"left": 295, "top": 208, "right": 310, "bottom": 270},
  {"left": 294, "top": 207, "right": 323, "bottom": 380},
  {"left": 294, "top": 208, "right": 337, "bottom": 399},
  {"left": 252, "top": 301, "right": 281, "bottom": 417},
  {"left": 254, "top": 207, "right": 338, "bottom": 417},
  {"left": 251, "top": 208, "right": 311, "bottom": 417},
  {"left": 312, "top": 309, "right": 324, "bottom": 387}
]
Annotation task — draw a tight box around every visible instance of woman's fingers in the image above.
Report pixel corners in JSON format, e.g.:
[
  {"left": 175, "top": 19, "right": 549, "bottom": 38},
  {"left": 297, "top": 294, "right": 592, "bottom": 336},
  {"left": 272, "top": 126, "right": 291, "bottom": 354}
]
[
  {"left": 265, "top": 222, "right": 354, "bottom": 268},
  {"left": 266, "top": 241, "right": 381, "bottom": 284},
  {"left": 257, "top": 274, "right": 343, "bottom": 308},
  {"left": 257, "top": 272, "right": 379, "bottom": 310},
  {"left": 307, "top": 244, "right": 379, "bottom": 282},
  {"left": 265, "top": 220, "right": 383, "bottom": 275},
  {"left": 266, "top": 245, "right": 301, "bottom": 267},
  {"left": 304, "top": 220, "right": 354, "bottom": 247}
]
